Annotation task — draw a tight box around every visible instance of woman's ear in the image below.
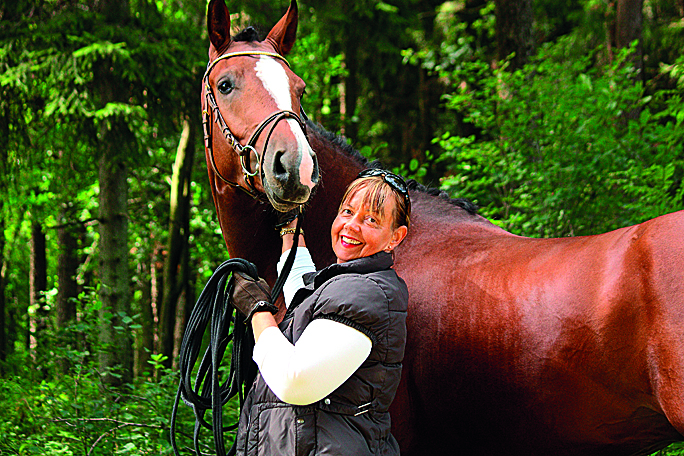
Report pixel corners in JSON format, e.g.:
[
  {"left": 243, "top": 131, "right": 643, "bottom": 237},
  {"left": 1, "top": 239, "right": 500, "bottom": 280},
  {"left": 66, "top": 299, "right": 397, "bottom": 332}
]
[{"left": 386, "top": 225, "right": 408, "bottom": 252}]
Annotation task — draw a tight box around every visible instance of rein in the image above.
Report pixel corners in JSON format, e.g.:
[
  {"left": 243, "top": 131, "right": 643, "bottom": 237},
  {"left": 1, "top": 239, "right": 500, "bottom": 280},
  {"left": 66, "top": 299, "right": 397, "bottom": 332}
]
[
  {"left": 171, "top": 216, "right": 303, "bottom": 456},
  {"left": 202, "top": 51, "right": 307, "bottom": 198}
]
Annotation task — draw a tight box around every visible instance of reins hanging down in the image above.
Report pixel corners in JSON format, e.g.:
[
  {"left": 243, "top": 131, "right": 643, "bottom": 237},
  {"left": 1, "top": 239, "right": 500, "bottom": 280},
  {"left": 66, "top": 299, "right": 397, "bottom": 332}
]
[{"left": 170, "top": 217, "right": 302, "bottom": 456}]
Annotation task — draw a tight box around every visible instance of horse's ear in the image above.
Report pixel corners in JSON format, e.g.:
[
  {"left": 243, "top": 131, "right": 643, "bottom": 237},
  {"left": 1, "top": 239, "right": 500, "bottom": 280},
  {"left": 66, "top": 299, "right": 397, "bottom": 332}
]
[
  {"left": 266, "top": 0, "right": 298, "bottom": 55},
  {"left": 207, "top": 0, "right": 232, "bottom": 55}
]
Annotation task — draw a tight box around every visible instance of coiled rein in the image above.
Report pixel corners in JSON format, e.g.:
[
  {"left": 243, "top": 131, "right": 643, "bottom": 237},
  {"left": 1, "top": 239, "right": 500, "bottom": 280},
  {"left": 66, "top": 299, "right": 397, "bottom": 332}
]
[{"left": 170, "top": 217, "right": 302, "bottom": 456}]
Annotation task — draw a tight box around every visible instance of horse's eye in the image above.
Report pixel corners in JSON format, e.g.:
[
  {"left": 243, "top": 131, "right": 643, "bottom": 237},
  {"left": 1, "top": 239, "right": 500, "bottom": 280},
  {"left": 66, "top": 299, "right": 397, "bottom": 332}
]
[{"left": 217, "top": 79, "right": 234, "bottom": 95}]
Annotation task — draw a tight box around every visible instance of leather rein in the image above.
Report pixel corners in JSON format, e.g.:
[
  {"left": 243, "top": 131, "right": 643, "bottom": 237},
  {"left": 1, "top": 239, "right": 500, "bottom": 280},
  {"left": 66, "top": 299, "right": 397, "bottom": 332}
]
[{"left": 202, "top": 51, "right": 308, "bottom": 199}]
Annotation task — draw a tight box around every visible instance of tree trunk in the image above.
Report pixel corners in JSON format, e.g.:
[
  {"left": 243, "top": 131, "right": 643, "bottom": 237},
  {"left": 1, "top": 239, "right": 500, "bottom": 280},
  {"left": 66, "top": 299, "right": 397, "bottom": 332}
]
[
  {"left": 0, "top": 85, "right": 7, "bottom": 367},
  {"left": 95, "top": 0, "right": 132, "bottom": 387},
  {"left": 614, "top": 0, "right": 644, "bottom": 79},
  {"left": 150, "top": 243, "right": 164, "bottom": 379},
  {"left": 159, "top": 116, "right": 195, "bottom": 368},
  {"left": 341, "top": 6, "right": 359, "bottom": 141},
  {"left": 56, "top": 205, "right": 82, "bottom": 373},
  {"left": 29, "top": 221, "right": 47, "bottom": 364},
  {"left": 495, "top": 0, "right": 535, "bottom": 70},
  {"left": 172, "top": 266, "right": 196, "bottom": 371},
  {"left": 134, "top": 258, "right": 154, "bottom": 378},
  {"left": 56, "top": 206, "right": 80, "bottom": 330},
  {"left": 98, "top": 145, "right": 132, "bottom": 386},
  {"left": 0, "top": 199, "right": 6, "bottom": 365}
]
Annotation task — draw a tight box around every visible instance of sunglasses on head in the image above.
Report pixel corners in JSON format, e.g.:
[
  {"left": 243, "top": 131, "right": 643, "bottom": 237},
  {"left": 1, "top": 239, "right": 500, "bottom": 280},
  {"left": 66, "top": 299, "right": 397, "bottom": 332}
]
[{"left": 357, "top": 168, "right": 410, "bottom": 209}]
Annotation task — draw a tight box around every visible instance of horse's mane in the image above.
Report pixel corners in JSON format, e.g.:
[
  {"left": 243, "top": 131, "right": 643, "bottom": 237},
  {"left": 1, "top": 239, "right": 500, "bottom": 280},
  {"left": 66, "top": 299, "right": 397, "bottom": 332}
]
[
  {"left": 233, "top": 26, "right": 261, "bottom": 42},
  {"left": 230, "top": 26, "right": 478, "bottom": 216},
  {"left": 306, "top": 122, "right": 478, "bottom": 216},
  {"left": 407, "top": 180, "right": 478, "bottom": 215}
]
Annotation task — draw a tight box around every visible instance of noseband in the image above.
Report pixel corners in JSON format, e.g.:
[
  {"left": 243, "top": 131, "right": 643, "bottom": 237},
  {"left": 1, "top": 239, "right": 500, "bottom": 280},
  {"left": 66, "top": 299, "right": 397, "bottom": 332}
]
[{"left": 202, "top": 51, "right": 308, "bottom": 199}]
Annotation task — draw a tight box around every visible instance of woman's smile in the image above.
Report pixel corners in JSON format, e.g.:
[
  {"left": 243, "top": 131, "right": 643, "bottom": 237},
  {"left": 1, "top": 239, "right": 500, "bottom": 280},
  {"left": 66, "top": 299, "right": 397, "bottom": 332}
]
[{"left": 340, "top": 235, "right": 362, "bottom": 246}]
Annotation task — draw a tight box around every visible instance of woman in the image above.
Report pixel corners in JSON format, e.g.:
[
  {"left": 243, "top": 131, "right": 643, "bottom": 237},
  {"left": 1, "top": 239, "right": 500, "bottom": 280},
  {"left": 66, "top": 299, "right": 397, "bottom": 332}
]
[{"left": 231, "top": 168, "right": 411, "bottom": 455}]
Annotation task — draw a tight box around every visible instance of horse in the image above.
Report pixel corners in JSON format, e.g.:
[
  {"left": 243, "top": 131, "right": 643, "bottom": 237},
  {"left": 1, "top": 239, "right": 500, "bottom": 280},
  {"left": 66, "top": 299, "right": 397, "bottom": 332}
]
[{"left": 200, "top": 0, "right": 684, "bottom": 454}]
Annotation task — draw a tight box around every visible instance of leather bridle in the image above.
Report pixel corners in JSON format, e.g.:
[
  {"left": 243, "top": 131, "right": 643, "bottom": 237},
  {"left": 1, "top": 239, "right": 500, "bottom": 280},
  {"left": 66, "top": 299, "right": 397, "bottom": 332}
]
[{"left": 202, "top": 51, "right": 308, "bottom": 198}]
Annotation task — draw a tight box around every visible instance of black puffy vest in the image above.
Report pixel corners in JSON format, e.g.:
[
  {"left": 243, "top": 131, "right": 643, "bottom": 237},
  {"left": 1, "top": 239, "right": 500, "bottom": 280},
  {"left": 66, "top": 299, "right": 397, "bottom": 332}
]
[{"left": 234, "top": 251, "right": 408, "bottom": 456}]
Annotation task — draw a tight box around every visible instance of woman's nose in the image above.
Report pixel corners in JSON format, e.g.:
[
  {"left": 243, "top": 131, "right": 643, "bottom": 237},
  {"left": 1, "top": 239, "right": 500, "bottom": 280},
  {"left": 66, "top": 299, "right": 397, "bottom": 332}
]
[{"left": 345, "top": 214, "right": 362, "bottom": 231}]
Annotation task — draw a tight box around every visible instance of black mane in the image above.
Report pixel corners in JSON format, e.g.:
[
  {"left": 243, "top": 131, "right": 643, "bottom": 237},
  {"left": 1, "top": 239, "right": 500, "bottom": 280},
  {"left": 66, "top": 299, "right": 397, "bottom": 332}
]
[
  {"left": 307, "top": 121, "right": 370, "bottom": 168},
  {"left": 306, "top": 122, "right": 478, "bottom": 216},
  {"left": 406, "top": 180, "right": 478, "bottom": 215},
  {"left": 233, "top": 26, "right": 262, "bottom": 42}
]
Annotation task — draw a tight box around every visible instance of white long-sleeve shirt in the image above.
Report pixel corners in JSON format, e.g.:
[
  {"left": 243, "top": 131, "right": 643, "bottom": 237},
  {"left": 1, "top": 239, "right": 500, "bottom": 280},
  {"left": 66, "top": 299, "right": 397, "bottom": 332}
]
[{"left": 252, "top": 248, "right": 373, "bottom": 405}]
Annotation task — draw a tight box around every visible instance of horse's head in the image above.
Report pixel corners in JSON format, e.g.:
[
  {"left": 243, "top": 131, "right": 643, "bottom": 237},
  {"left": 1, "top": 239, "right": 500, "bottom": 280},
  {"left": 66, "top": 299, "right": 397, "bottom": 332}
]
[{"left": 203, "top": 0, "right": 319, "bottom": 212}]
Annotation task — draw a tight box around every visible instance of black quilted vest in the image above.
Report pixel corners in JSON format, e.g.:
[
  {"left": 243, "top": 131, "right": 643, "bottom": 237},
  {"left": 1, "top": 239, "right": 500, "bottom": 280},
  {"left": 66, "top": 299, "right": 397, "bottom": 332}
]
[{"left": 235, "top": 251, "right": 408, "bottom": 456}]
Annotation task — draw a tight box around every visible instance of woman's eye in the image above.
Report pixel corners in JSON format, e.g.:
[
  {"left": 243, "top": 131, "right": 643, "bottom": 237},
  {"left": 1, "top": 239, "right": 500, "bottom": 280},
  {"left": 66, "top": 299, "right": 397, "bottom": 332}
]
[{"left": 218, "top": 80, "right": 234, "bottom": 95}]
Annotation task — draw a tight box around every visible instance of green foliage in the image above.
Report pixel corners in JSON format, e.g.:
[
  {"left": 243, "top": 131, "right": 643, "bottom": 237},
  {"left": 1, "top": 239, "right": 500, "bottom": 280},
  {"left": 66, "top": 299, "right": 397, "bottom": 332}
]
[
  {"left": 0, "top": 362, "right": 191, "bottom": 455},
  {"left": 436, "top": 36, "right": 684, "bottom": 237},
  {"left": 0, "top": 287, "right": 212, "bottom": 456},
  {"left": 657, "top": 443, "right": 684, "bottom": 456},
  {"left": 290, "top": 30, "right": 348, "bottom": 126}
]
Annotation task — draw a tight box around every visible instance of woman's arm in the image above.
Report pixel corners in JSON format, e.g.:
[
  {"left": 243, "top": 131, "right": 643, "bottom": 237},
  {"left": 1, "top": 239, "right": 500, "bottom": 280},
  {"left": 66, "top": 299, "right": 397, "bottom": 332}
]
[
  {"left": 249, "top": 218, "right": 315, "bottom": 374},
  {"left": 252, "top": 318, "right": 372, "bottom": 405},
  {"left": 278, "top": 219, "right": 315, "bottom": 307},
  {"left": 277, "top": 248, "right": 315, "bottom": 308}
]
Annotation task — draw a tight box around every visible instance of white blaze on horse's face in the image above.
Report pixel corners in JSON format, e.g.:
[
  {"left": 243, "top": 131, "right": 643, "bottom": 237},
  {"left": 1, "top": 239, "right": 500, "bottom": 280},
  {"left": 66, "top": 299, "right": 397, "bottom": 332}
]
[{"left": 254, "top": 56, "right": 317, "bottom": 194}]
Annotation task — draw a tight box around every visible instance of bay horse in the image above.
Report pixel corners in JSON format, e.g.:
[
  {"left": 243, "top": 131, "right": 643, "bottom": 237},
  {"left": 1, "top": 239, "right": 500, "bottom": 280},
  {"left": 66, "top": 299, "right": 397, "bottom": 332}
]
[{"left": 201, "top": 0, "right": 684, "bottom": 454}]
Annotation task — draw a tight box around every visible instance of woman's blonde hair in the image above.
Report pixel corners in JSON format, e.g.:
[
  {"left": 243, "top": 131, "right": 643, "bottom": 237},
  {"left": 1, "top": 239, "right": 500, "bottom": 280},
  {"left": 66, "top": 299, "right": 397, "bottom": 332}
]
[{"left": 338, "top": 176, "right": 411, "bottom": 230}]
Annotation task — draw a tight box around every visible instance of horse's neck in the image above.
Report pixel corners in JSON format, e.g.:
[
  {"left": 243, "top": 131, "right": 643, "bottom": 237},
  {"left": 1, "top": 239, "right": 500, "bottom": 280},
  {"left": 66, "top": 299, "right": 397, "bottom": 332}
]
[
  {"left": 216, "top": 192, "right": 283, "bottom": 282},
  {"left": 218, "top": 124, "right": 500, "bottom": 278}
]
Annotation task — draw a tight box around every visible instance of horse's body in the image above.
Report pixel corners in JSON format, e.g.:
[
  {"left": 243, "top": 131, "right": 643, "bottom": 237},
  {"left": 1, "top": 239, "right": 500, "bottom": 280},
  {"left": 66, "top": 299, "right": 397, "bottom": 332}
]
[
  {"left": 201, "top": 1, "right": 684, "bottom": 454},
  {"left": 392, "top": 191, "right": 684, "bottom": 455}
]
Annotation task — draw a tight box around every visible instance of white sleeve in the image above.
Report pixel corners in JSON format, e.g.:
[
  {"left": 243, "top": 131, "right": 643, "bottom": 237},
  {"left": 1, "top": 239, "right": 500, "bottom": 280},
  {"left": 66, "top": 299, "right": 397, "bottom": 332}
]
[
  {"left": 276, "top": 247, "right": 315, "bottom": 308},
  {"left": 253, "top": 319, "right": 373, "bottom": 405}
]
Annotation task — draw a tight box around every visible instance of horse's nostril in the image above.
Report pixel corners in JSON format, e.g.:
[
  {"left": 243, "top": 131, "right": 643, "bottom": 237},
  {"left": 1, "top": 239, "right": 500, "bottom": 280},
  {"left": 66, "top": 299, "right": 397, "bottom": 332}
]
[{"left": 273, "top": 150, "right": 288, "bottom": 179}]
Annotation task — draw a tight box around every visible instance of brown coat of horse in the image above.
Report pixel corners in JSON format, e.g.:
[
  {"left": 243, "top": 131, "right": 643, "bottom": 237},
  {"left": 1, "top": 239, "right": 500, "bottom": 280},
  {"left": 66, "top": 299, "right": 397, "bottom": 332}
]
[{"left": 201, "top": 0, "right": 684, "bottom": 454}]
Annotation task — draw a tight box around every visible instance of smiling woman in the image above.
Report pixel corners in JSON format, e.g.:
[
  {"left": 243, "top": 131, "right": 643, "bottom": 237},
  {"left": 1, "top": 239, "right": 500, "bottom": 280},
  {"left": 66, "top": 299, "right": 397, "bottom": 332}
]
[
  {"left": 331, "top": 173, "right": 410, "bottom": 263},
  {"left": 230, "top": 168, "right": 412, "bottom": 456}
]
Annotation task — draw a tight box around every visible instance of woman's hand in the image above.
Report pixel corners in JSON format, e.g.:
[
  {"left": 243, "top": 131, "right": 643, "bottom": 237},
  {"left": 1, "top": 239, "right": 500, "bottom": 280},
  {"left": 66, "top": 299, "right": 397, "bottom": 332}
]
[
  {"left": 231, "top": 272, "right": 277, "bottom": 320},
  {"left": 275, "top": 207, "right": 301, "bottom": 230}
]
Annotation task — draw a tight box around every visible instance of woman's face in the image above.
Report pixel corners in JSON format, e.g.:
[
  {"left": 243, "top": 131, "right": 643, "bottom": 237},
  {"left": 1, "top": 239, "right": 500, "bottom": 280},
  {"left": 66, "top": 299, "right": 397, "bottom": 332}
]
[{"left": 331, "top": 187, "right": 407, "bottom": 264}]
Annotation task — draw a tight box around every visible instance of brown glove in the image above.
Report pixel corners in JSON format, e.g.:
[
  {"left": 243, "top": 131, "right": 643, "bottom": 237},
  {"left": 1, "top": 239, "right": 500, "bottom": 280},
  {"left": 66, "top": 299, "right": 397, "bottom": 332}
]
[
  {"left": 231, "top": 272, "right": 278, "bottom": 320},
  {"left": 275, "top": 206, "right": 302, "bottom": 229}
]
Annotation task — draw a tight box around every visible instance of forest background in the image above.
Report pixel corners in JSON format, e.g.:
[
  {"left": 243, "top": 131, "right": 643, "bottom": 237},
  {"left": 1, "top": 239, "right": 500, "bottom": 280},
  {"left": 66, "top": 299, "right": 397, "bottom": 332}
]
[{"left": 0, "top": 0, "right": 683, "bottom": 454}]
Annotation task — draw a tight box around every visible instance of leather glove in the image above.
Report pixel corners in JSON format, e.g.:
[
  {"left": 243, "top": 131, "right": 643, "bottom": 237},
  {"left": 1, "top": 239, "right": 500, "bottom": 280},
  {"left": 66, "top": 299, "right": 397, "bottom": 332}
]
[
  {"left": 275, "top": 206, "right": 302, "bottom": 229},
  {"left": 231, "top": 272, "right": 278, "bottom": 320}
]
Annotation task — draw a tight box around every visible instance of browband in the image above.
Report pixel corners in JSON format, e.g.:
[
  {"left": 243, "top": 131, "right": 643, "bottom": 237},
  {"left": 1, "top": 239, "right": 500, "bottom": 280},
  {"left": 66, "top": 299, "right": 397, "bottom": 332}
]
[{"left": 203, "top": 51, "right": 290, "bottom": 81}]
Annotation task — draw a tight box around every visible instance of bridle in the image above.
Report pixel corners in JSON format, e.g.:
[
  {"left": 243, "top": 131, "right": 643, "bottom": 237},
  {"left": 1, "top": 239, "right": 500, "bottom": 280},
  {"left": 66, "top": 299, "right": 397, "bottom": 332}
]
[{"left": 202, "top": 50, "right": 308, "bottom": 199}]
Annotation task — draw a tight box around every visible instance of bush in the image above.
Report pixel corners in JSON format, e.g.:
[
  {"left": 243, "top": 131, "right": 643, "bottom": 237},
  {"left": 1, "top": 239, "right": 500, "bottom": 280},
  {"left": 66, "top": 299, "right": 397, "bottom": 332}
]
[
  {"left": 436, "top": 36, "right": 684, "bottom": 238},
  {"left": 0, "top": 356, "right": 195, "bottom": 455},
  {"left": 0, "top": 299, "right": 241, "bottom": 456}
]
